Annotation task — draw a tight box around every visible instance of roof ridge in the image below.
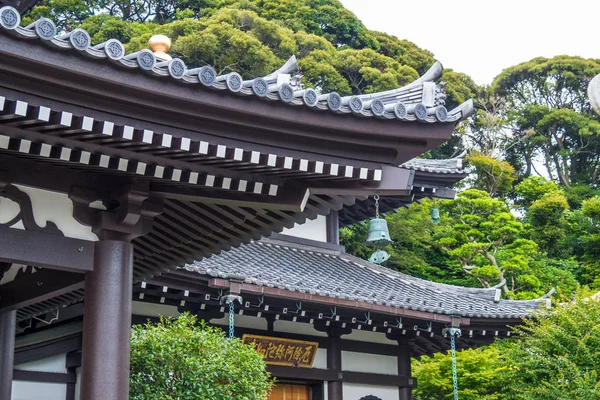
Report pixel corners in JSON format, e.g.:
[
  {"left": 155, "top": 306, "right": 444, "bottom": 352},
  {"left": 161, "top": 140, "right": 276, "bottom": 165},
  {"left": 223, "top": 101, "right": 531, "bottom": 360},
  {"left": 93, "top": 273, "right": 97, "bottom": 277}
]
[{"left": 0, "top": 6, "right": 474, "bottom": 124}]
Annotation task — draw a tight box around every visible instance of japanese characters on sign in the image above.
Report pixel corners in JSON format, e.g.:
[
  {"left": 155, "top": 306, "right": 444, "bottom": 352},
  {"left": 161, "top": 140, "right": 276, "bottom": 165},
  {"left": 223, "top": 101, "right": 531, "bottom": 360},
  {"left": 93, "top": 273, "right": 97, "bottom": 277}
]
[{"left": 242, "top": 334, "right": 319, "bottom": 368}]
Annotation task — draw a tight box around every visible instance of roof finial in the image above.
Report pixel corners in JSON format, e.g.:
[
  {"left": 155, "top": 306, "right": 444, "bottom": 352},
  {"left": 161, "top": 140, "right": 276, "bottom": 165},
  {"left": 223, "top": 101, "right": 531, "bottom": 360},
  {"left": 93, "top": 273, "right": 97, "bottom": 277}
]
[{"left": 148, "top": 34, "right": 172, "bottom": 61}]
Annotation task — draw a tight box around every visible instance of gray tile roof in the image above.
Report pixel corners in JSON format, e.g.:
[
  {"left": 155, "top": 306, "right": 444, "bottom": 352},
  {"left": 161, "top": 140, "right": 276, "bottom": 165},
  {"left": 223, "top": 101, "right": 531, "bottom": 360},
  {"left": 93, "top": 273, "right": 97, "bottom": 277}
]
[
  {"left": 0, "top": 6, "right": 474, "bottom": 123},
  {"left": 401, "top": 157, "right": 472, "bottom": 175},
  {"left": 184, "top": 238, "right": 547, "bottom": 319}
]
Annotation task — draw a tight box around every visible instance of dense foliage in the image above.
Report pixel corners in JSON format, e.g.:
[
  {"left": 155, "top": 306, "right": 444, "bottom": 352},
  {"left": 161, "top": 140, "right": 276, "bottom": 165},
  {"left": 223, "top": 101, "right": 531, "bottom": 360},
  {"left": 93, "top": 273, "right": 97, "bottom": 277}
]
[
  {"left": 130, "top": 313, "right": 273, "bottom": 399},
  {"left": 414, "top": 290, "right": 600, "bottom": 400}
]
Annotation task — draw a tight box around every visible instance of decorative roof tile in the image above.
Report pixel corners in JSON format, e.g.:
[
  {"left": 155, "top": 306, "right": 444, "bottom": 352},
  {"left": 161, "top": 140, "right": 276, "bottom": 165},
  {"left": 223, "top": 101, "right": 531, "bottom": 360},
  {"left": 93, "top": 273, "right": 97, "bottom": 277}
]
[
  {"left": 0, "top": 7, "right": 475, "bottom": 123},
  {"left": 184, "top": 238, "right": 547, "bottom": 319}
]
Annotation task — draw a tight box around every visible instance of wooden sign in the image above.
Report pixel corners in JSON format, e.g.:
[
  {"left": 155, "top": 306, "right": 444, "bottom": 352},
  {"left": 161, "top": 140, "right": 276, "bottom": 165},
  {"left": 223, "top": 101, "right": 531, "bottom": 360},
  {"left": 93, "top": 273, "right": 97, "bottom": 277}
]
[{"left": 242, "top": 334, "right": 319, "bottom": 368}]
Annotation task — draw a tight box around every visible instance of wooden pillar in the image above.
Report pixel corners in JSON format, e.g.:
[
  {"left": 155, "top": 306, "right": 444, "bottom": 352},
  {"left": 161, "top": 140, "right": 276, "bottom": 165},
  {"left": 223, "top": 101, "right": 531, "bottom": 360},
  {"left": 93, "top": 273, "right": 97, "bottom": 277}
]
[
  {"left": 327, "top": 334, "right": 343, "bottom": 400},
  {"left": 398, "top": 339, "right": 413, "bottom": 400},
  {"left": 80, "top": 240, "right": 133, "bottom": 400},
  {"left": 0, "top": 310, "right": 16, "bottom": 400},
  {"left": 326, "top": 210, "right": 339, "bottom": 245}
]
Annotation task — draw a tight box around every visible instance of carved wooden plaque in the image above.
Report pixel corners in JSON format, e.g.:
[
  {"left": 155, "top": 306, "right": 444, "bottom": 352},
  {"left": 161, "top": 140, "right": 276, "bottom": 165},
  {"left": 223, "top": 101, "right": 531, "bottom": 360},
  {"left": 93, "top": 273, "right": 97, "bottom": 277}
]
[{"left": 242, "top": 334, "right": 319, "bottom": 368}]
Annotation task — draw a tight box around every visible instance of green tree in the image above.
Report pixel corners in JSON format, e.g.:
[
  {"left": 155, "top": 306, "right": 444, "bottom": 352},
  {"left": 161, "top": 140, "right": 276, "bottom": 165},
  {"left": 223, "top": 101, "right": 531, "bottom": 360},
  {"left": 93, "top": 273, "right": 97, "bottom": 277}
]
[
  {"left": 130, "top": 313, "right": 273, "bottom": 399},
  {"left": 413, "top": 345, "right": 509, "bottom": 400},
  {"left": 464, "top": 152, "right": 516, "bottom": 196},
  {"left": 492, "top": 56, "right": 600, "bottom": 185},
  {"left": 434, "top": 189, "right": 578, "bottom": 299},
  {"left": 503, "top": 289, "right": 600, "bottom": 399}
]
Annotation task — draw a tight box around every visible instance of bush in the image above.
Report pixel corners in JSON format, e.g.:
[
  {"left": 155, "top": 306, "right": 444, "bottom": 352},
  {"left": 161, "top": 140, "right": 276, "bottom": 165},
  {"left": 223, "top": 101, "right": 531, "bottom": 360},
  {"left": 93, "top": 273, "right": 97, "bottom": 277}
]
[{"left": 130, "top": 313, "right": 274, "bottom": 399}]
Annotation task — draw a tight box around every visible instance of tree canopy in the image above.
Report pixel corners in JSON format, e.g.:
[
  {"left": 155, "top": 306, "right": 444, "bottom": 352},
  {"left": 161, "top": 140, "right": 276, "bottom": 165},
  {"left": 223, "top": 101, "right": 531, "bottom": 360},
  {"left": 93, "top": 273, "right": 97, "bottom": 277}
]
[{"left": 130, "top": 313, "right": 273, "bottom": 399}]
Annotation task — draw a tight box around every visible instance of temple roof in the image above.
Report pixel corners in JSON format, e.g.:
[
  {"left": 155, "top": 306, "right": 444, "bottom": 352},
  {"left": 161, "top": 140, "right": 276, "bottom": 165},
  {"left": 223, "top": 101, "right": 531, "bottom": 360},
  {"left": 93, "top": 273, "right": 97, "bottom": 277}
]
[
  {"left": 0, "top": 7, "right": 474, "bottom": 124},
  {"left": 401, "top": 157, "right": 470, "bottom": 175},
  {"left": 184, "top": 237, "right": 548, "bottom": 320}
]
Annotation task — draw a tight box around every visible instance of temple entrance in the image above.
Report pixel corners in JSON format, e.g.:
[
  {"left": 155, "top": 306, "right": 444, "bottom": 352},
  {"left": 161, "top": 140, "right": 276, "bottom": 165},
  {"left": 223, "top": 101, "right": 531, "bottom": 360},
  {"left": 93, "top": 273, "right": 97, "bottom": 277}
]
[{"left": 269, "top": 383, "right": 310, "bottom": 400}]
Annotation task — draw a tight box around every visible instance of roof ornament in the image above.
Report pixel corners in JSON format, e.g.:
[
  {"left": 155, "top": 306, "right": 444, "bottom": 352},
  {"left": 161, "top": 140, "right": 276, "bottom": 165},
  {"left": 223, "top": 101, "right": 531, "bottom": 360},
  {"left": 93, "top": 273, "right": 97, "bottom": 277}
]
[
  {"left": 365, "top": 195, "right": 393, "bottom": 264},
  {"left": 148, "top": 34, "right": 172, "bottom": 61}
]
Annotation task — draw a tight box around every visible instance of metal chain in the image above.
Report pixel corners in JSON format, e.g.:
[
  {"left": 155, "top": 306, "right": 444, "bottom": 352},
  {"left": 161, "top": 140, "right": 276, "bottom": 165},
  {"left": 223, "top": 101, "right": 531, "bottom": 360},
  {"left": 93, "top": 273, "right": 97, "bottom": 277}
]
[
  {"left": 450, "top": 331, "right": 459, "bottom": 400},
  {"left": 228, "top": 300, "right": 235, "bottom": 339},
  {"left": 374, "top": 194, "right": 380, "bottom": 218}
]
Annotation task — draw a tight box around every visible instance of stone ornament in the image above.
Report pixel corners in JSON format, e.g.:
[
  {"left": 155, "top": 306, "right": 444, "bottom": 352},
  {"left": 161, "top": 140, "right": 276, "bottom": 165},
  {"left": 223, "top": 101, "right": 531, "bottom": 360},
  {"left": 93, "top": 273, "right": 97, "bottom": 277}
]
[
  {"left": 303, "top": 89, "right": 318, "bottom": 107},
  {"left": 167, "top": 58, "right": 186, "bottom": 79},
  {"left": 278, "top": 83, "right": 295, "bottom": 103},
  {"left": 33, "top": 18, "right": 56, "bottom": 40},
  {"left": 394, "top": 102, "right": 408, "bottom": 119},
  {"left": 327, "top": 92, "right": 342, "bottom": 111},
  {"left": 588, "top": 74, "right": 600, "bottom": 115},
  {"left": 435, "top": 105, "right": 448, "bottom": 122},
  {"left": 198, "top": 66, "right": 216, "bottom": 86},
  {"left": 0, "top": 6, "right": 20, "bottom": 30},
  {"left": 252, "top": 78, "right": 269, "bottom": 97},
  {"left": 371, "top": 99, "right": 385, "bottom": 116},
  {"left": 102, "top": 39, "right": 125, "bottom": 60},
  {"left": 226, "top": 73, "right": 243, "bottom": 92},
  {"left": 414, "top": 103, "right": 428, "bottom": 120},
  {"left": 69, "top": 28, "right": 91, "bottom": 51},
  {"left": 137, "top": 49, "right": 156, "bottom": 70},
  {"left": 348, "top": 96, "right": 364, "bottom": 113}
]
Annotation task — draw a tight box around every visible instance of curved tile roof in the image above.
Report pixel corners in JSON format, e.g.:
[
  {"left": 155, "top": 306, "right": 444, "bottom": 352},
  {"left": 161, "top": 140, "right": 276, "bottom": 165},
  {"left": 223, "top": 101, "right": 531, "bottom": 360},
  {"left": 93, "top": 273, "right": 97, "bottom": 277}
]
[
  {"left": 401, "top": 157, "right": 472, "bottom": 175},
  {"left": 184, "top": 238, "right": 548, "bottom": 319},
  {"left": 0, "top": 6, "right": 474, "bottom": 123}
]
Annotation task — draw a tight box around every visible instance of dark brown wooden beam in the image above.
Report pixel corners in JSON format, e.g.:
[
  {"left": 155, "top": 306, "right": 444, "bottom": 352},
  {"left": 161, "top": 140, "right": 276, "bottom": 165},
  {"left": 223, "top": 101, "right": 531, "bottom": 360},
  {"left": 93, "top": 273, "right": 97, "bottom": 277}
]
[
  {"left": 12, "top": 369, "right": 77, "bottom": 384},
  {"left": 150, "top": 184, "right": 310, "bottom": 212},
  {"left": 0, "top": 269, "right": 84, "bottom": 312},
  {"left": 0, "top": 226, "right": 94, "bottom": 273},
  {"left": 309, "top": 166, "right": 414, "bottom": 196},
  {"left": 0, "top": 310, "right": 16, "bottom": 400}
]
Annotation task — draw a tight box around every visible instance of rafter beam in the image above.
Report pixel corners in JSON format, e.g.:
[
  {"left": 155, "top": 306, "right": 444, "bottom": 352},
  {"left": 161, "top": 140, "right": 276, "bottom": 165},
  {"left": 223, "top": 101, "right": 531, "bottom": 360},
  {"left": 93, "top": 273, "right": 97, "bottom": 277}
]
[
  {"left": 0, "top": 226, "right": 94, "bottom": 273},
  {"left": 309, "top": 166, "right": 414, "bottom": 196},
  {"left": 0, "top": 269, "right": 84, "bottom": 312}
]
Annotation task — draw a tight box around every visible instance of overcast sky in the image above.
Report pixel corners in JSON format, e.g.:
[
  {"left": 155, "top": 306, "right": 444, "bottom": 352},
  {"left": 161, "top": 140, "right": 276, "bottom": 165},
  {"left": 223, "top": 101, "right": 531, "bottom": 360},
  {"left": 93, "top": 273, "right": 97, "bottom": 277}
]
[{"left": 339, "top": 0, "right": 600, "bottom": 85}]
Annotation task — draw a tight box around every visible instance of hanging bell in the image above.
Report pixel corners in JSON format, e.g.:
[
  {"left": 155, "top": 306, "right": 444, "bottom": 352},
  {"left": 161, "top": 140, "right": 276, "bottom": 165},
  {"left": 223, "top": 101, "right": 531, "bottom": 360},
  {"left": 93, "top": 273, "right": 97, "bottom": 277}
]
[
  {"left": 431, "top": 208, "right": 440, "bottom": 225},
  {"left": 365, "top": 217, "right": 393, "bottom": 247}
]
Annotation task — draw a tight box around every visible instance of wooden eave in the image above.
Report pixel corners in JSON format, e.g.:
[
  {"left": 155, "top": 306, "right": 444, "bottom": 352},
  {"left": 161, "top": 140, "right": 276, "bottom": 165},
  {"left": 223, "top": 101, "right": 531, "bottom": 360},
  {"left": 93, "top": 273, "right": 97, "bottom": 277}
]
[{"left": 0, "top": 33, "right": 457, "bottom": 166}]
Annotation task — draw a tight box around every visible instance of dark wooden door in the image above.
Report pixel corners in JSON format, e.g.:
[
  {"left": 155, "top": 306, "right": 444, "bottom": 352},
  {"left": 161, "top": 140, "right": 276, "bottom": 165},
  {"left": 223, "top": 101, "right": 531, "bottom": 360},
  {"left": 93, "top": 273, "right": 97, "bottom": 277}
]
[{"left": 268, "top": 384, "right": 310, "bottom": 400}]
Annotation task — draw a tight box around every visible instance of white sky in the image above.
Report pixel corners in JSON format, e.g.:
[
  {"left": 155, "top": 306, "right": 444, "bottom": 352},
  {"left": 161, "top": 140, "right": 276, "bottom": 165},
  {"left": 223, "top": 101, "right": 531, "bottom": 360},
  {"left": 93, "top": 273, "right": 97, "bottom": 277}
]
[{"left": 340, "top": 0, "right": 600, "bottom": 85}]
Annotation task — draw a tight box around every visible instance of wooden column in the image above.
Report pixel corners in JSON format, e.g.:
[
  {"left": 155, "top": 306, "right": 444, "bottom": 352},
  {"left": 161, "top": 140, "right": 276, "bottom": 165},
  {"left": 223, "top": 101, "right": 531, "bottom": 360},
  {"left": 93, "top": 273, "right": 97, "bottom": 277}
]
[
  {"left": 327, "top": 333, "right": 343, "bottom": 400},
  {"left": 0, "top": 310, "right": 16, "bottom": 400},
  {"left": 80, "top": 240, "right": 133, "bottom": 400},
  {"left": 398, "top": 339, "right": 413, "bottom": 400},
  {"left": 326, "top": 210, "right": 340, "bottom": 245}
]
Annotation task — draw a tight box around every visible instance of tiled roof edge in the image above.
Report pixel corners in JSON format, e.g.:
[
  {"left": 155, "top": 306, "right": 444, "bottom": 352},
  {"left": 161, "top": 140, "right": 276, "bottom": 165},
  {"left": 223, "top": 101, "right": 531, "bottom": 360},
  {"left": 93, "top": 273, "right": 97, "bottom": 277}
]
[{"left": 0, "top": 6, "right": 474, "bottom": 124}]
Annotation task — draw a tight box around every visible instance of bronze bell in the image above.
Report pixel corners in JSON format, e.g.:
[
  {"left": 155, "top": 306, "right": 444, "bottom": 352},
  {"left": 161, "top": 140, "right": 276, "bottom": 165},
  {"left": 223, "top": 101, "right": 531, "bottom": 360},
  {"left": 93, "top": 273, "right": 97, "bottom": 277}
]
[
  {"left": 365, "top": 217, "right": 392, "bottom": 247},
  {"left": 431, "top": 208, "right": 440, "bottom": 224}
]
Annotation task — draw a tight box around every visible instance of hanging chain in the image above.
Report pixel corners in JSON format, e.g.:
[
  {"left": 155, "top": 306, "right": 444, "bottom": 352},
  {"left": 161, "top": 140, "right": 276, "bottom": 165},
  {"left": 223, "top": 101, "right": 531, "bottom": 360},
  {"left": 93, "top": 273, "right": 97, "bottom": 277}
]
[
  {"left": 374, "top": 194, "right": 380, "bottom": 218},
  {"left": 228, "top": 300, "right": 235, "bottom": 339},
  {"left": 450, "top": 330, "right": 459, "bottom": 400}
]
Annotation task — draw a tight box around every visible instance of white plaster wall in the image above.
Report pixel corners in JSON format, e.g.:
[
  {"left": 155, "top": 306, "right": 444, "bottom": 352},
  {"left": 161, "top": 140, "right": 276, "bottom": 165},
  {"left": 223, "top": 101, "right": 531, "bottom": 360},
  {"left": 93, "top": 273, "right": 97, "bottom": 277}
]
[
  {"left": 132, "top": 301, "right": 180, "bottom": 318},
  {"left": 342, "top": 351, "right": 397, "bottom": 375},
  {"left": 323, "top": 382, "right": 328, "bottom": 400},
  {"left": 342, "top": 383, "right": 398, "bottom": 400},
  {"left": 13, "top": 355, "right": 68, "bottom": 400},
  {"left": 274, "top": 320, "right": 327, "bottom": 337},
  {"left": 210, "top": 313, "right": 268, "bottom": 330},
  {"left": 74, "top": 368, "right": 81, "bottom": 400},
  {"left": 313, "top": 348, "right": 328, "bottom": 369},
  {"left": 281, "top": 214, "right": 327, "bottom": 242},
  {"left": 15, "top": 184, "right": 98, "bottom": 241},
  {"left": 15, "top": 355, "right": 66, "bottom": 373},
  {"left": 12, "top": 381, "right": 67, "bottom": 400},
  {"left": 343, "top": 329, "right": 397, "bottom": 345}
]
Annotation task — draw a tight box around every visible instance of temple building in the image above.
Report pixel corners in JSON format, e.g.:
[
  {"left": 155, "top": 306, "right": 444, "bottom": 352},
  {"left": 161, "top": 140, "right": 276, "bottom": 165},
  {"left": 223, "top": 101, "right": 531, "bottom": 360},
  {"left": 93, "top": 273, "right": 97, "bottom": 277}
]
[{"left": 0, "top": 6, "right": 549, "bottom": 400}]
